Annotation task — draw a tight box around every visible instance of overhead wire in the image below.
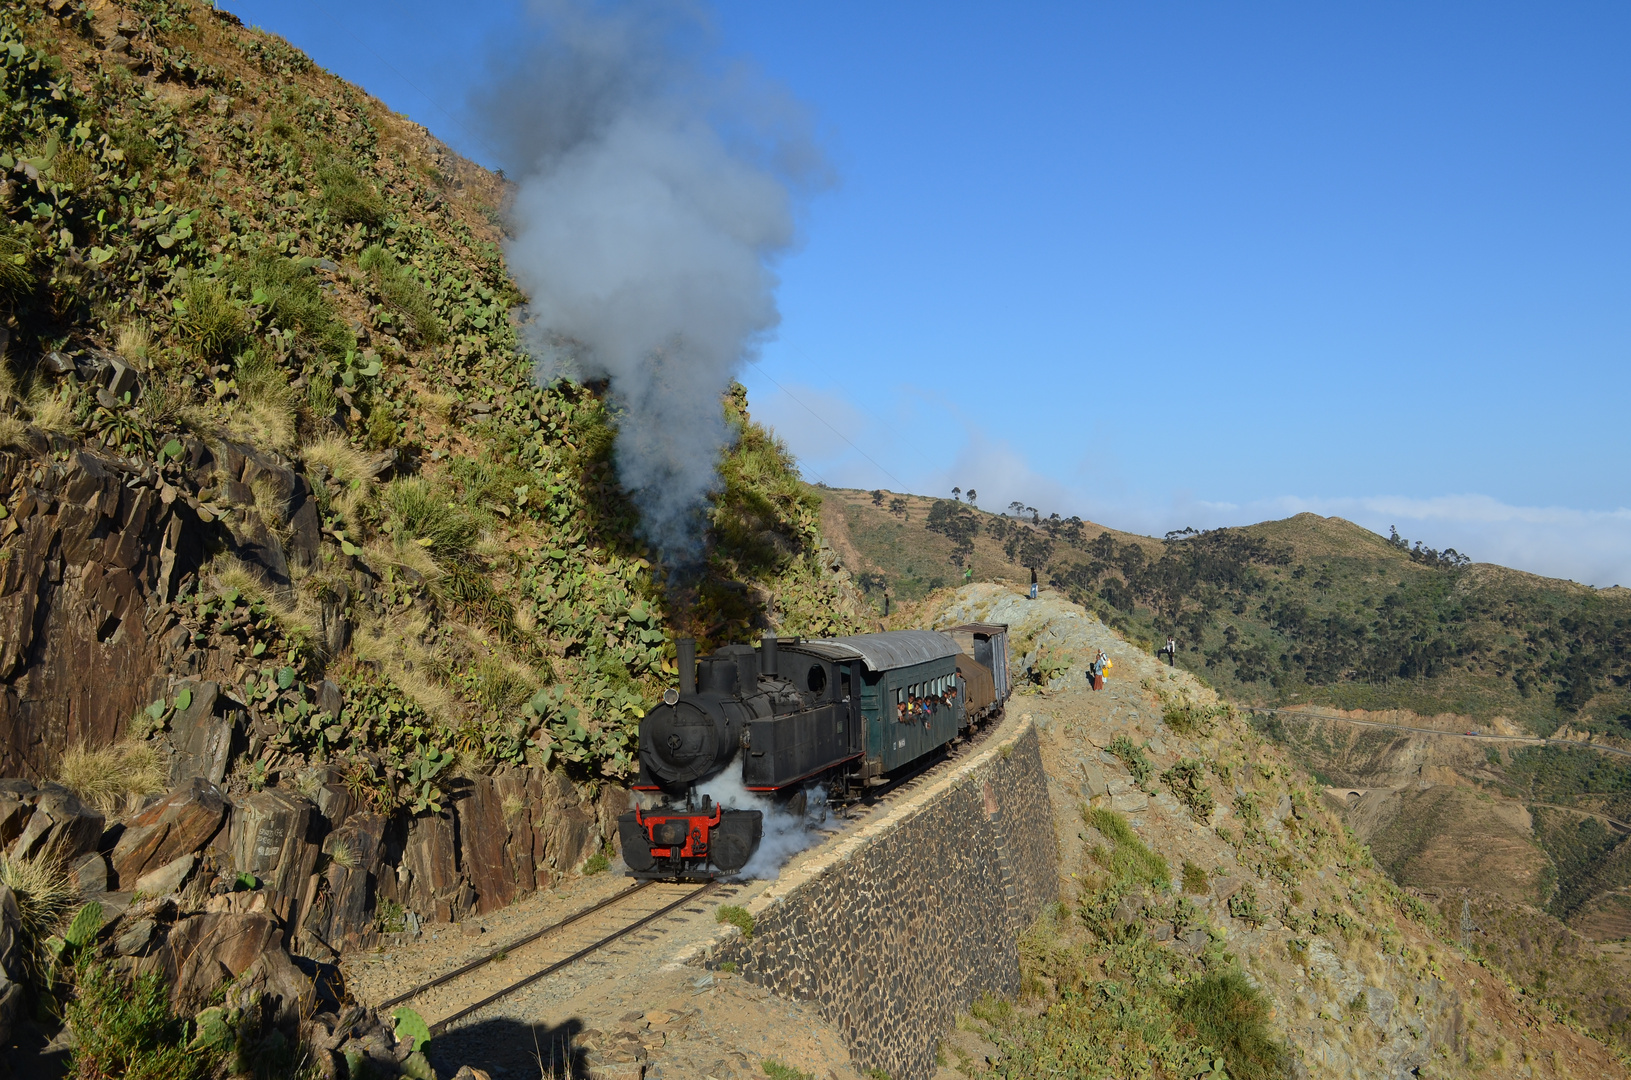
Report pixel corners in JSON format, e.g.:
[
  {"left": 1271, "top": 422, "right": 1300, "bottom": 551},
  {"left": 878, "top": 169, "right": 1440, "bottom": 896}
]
[{"left": 742, "top": 354, "right": 905, "bottom": 491}]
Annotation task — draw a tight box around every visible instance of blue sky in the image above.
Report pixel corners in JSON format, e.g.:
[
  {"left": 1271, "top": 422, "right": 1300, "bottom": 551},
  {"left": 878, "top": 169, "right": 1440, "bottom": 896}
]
[{"left": 221, "top": 1, "right": 1631, "bottom": 586}]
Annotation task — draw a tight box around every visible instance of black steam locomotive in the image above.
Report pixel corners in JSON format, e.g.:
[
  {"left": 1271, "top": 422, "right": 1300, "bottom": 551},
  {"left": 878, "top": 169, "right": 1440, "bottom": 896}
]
[{"left": 618, "top": 624, "right": 1010, "bottom": 879}]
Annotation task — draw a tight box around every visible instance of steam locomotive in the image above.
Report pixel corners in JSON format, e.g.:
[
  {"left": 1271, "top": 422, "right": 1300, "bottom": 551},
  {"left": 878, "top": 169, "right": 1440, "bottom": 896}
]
[{"left": 618, "top": 624, "right": 1011, "bottom": 879}]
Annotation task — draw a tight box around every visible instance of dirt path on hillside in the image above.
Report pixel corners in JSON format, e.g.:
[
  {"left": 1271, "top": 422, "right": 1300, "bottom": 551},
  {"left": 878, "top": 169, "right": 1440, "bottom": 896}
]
[{"left": 1260, "top": 705, "right": 1631, "bottom": 759}]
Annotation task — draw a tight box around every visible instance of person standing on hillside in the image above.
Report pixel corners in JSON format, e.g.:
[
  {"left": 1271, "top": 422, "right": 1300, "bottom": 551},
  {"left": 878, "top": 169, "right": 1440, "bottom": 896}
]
[
  {"left": 1029, "top": 567, "right": 1038, "bottom": 601},
  {"left": 1164, "top": 637, "right": 1177, "bottom": 666},
  {"left": 1087, "top": 649, "right": 1109, "bottom": 690}
]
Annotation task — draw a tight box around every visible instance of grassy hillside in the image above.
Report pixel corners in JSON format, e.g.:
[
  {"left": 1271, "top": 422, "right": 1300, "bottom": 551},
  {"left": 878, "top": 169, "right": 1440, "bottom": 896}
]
[
  {"left": 0, "top": 0, "right": 864, "bottom": 799},
  {"left": 822, "top": 487, "right": 1631, "bottom": 738}
]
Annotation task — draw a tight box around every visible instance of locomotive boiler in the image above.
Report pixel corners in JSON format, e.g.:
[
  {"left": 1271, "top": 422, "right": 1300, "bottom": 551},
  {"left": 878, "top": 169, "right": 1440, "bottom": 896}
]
[{"left": 618, "top": 624, "right": 1010, "bottom": 879}]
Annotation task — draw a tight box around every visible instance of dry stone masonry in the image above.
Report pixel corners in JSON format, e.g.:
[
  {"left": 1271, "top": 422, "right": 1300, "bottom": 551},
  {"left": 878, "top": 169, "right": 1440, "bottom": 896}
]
[{"left": 709, "top": 714, "right": 1055, "bottom": 1080}]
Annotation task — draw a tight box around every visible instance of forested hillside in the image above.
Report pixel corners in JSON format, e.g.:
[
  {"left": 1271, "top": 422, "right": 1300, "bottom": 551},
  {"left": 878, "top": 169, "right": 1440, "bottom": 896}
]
[{"left": 823, "top": 487, "right": 1631, "bottom": 737}]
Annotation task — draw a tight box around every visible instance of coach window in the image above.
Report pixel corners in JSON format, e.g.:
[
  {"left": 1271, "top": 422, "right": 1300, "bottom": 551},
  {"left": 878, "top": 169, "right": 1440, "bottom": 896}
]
[{"left": 806, "top": 663, "right": 827, "bottom": 697}]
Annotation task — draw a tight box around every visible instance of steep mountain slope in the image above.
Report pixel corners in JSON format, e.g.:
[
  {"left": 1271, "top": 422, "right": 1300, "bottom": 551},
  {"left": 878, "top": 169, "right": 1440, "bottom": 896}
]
[
  {"left": 919, "top": 584, "right": 1629, "bottom": 1076},
  {"left": 0, "top": 0, "right": 880, "bottom": 1065},
  {"left": 0, "top": 0, "right": 864, "bottom": 792}
]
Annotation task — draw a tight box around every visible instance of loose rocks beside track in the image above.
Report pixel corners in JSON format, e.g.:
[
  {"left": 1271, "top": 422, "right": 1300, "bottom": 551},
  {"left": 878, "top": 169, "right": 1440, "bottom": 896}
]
[
  {"left": 344, "top": 867, "right": 863, "bottom": 1079},
  {"left": 341, "top": 716, "right": 1011, "bottom": 1078}
]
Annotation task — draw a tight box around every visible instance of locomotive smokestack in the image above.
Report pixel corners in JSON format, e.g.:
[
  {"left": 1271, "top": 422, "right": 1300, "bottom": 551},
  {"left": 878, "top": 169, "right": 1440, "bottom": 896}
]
[
  {"left": 678, "top": 638, "right": 696, "bottom": 696},
  {"left": 760, "top": 634, "right": 778, "bottom": 678}
]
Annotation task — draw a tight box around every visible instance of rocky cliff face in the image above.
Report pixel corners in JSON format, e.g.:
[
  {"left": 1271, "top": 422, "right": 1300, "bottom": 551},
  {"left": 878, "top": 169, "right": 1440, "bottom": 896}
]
[
  {"left": 0, "top": 438, "right": 205, "bottom": 777},
  {"left": 0, "top": 407, "right": 625, "bottom": 947}
]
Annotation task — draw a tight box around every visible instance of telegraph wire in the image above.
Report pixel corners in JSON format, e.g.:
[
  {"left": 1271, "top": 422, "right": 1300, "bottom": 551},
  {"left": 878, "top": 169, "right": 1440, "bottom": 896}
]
[{"left": 743, "top": 353, "right": 907, "bottom": 492}]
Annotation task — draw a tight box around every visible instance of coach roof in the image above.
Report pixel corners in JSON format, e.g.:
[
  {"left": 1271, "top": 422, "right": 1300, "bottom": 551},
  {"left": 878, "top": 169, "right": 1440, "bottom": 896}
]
[{"left": 793, "top": 630, "right": 961, "bottom": 671}]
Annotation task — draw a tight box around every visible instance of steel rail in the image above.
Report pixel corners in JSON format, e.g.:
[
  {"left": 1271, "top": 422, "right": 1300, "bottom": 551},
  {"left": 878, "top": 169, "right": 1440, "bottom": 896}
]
[
  {"left": 426, "top": 882, "right": 717, "bottom": 1035},
  {"left": 377, "top": 880, "right": 656, "bottom": 1011}
]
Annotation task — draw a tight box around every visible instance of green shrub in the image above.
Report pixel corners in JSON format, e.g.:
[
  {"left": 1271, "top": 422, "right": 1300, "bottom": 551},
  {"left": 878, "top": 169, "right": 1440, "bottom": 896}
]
[
  {"left": 1164, "top": 697, "right": 1230, "bottom": 738},
  {"left": 1162, "top": 758, "right": 1217, "bottom": 822},
  {"left": 1107, "top": 734, "right": 1153, "bottom": 789},
  {"left": 66, "top": 960, "right": 214, "bottom": 1080},
  {"left": 375, "top": 897, "right": 407, "bottom": 933},
  {"left": 1228, "top": 884, "right": 1265, "bottom": 925},
  {"left": 582, "top": 851, "right": 609, "bottom": 875},
  {"left": 1173, "top": 969, "right": 1285, "bottom": 1080},
  {"left": 1182, "top": 860, "right": 1209, "bottom": 894},
  {"left": 359, "top": 244, "right": 443, "bottom": 344},
  {"left": 761, "top": 1062, "right": 813, "bottom": 1080},
  {"left": 716, "top": 904, "right": 754, "bottom": 939},
  {"left": 318, "top": 163, "right": 385, "bottom": 225},
  {"left": 467, "top": 657, "right": 534, "bottom": 712},
  {"left": 234, "top": 249, "right": 354, "bottom": 360},
  {"left": 177, "top": 277, "right": 248, "bottom": 359},
  {"left": 380, "top": 477, "right": 482, "bottom": 566},
  {"left": 111, "top": 124, "right": 160, "bottom": 171},
  {"left": 0, "top": 232, "right": 34, "bottom": 296},
  {"left": 1084, "top": 806, "right": 1169, "bottom": 890}
]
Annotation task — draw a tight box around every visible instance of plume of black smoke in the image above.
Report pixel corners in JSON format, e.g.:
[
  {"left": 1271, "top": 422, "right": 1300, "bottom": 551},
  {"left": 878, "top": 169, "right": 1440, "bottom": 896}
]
[{"left": 479, "top": 0, "right": 826, "bottom": 566}]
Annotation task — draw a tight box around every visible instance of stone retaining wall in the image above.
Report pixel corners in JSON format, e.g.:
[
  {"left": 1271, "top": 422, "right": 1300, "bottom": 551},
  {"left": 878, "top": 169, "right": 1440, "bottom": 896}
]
[{"left": 710, "top": 713, "right": 1056, "bottom": 1080}]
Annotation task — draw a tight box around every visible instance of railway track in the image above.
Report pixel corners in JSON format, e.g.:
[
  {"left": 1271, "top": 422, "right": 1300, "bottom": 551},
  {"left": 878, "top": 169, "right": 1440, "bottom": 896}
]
[
  {"left": 378, "top": 880, "right": 727, "bottom": 1034},
  {"left": 372, "top": 708, "right": 1015, "bottom": 1030}
]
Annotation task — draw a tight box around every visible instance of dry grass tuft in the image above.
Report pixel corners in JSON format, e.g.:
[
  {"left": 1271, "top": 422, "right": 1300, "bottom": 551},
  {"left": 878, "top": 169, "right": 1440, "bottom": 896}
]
[
  {"left": 115, "top": 321, "right": 151, "bottom": 368},
  {"left": 347, "top": 610, "right": 453, "bottom": 722},
  {"left": 301, "top": 433, "right": 374, "bottom": 517},
  {"left": 54, "top": 741, "right": 165, "bottom": 817},
  {"left": 361, "top": 534, "right": 440, "bottom": 583},
  {"left": 26, "top": 384, "right": 78, "bottom": 435},
  {"left": 0, "top": 845, "right": 76, "bottom": 979},
  {"left": 222, "top": 352, "right": 296, "bottom": 451},
  {"left": 208, "top": 557, "right": 317, "bottom": 651},
  {"left": 0, "top": 413, "right": 29, "bottom": 449}
]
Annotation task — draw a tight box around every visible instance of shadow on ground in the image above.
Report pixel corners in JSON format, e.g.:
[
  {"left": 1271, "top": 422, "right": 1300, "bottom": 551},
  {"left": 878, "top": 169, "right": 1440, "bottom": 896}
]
[
  {"left": 429, "top": 1017, "right": 587, "bottom": 1078},
  {"left": 1, "top": 1021, "right": 70, "bottom": 1080}
]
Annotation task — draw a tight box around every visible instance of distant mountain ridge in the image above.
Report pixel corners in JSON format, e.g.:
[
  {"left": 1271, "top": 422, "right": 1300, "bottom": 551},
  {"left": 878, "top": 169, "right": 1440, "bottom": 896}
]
[{"left": 819, "top": 486, "right": 1631, "bottom": 741}]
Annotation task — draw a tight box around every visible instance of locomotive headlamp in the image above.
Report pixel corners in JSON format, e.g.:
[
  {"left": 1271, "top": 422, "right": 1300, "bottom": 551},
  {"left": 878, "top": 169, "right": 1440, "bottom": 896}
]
[
  {"left": 653, "top": 820, "right": 688, "bottom": 846},
  {"left": 663, "top": 688, "right": 680, "bottom": 705}
]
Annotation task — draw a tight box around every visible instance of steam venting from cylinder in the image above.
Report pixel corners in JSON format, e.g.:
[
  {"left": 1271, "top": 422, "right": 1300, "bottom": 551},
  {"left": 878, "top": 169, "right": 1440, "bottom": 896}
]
[{"left": 478, "top": 0, "right": 828, "bottom": 566}]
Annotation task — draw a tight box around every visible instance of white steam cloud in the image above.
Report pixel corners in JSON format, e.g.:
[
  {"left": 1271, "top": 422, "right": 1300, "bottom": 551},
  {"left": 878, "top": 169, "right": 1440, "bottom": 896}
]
[
  {"left": 695, "top": 766, "right": 827, "bottom": 881},
  {"left": 481, "top": 0, "right": 824, "bottom": 563}
]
